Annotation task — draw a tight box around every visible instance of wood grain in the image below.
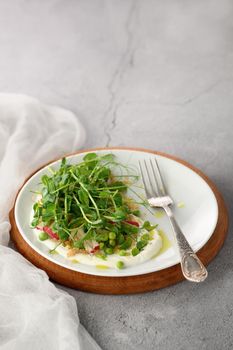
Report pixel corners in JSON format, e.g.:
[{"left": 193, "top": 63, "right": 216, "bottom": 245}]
[{"left": 9, "top": 147, "right": 229, "bottom": 294}]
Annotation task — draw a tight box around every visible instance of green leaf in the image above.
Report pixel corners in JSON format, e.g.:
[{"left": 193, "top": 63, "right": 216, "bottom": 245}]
[
  {"left": 108, "top": 181, "right": 127, "bottom": 192},
  {"left": 74, "top": 229, "right": 94, "bottom": 248},
  {"left": 112, "top": 208, "right": 127, "bottom": 221},
  {"left": 83, "top": 153, "right": 98, "bottom": 161},
  {"left": 43, "top": 202, "right": 55, "bottom": 212},
  {"left": 60, "top": 173, "right": 69, "bottom": 185},
  {"left": 97, "top": 167, "right": 110, "bottom": 180},
  {"left": 101, "top": 154, "right": 115, "bottom": 162},
  {"left": 41, "top": 174, "right": 49, "bottom": 186},
  {"left": 117, "top": 233, "right": 125, "bottom": 244},
  {"left": 142, "top": 221, "right": 158, "bottom": 231},
  {"left": 78, "top": 188, "right": 89, "bottom": 206},
  {"left": 122, "top": 222, "right": 139, "bottom": 235},
  {"left": 96, "top": 198, "right": 108, "bottom": 209},
  {"left": 33, "top": 202, "right": 39, "bottom": 211},
  {"left": 61, "top": 157, "right": 67, "bottom": 167},
  {"left": 42, "top": 187, "right": 48, "bottom": 197},
  {"left": 132, "top": 210, "right": 140, "bottom": 217},
  {"left": 136, "top": 240, "right": 148, "bottom": 250},
  {"left": 131, "top": 247, "right": 140, "bottom": 256},
  {"left": 113, "top": 193, "right": 122, "bottom": 206},
  {"left": 58, "top": 229, "right": 69, "bottom": 240},
  {"left": 47, "top": 179, "right": 56, "bottom": 193},
  {"left": 83, "top": 153, "right": 98, "bottom": 170},
  {"left": 120, "top": 237, "right": 132, "bottom": 250},
  {"left": 31, "top": 217, "right": 39, "bottom": 228},
  {"left": 42, "top": 208, "right": 54, "bottom": 219},
  {"left": 95, "top": 230, "right": 109, "bottom": 242},
  {"left": 141, "top": 233, "right": 150, "bottom": 241},
  {"left": 99, "top": 191, "right": 110, "bottom": 198},
  {"left": 68, "top": 217, "right": 84, "bottom": 229}
]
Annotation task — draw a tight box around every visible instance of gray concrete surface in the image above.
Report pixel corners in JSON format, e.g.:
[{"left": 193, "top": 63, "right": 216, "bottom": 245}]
[{"left": 1, "top": 0, "right": 233, "bottom": 349}]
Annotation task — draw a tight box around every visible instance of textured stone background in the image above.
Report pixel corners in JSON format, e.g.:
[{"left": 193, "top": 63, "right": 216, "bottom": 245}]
[{"left": 2, "top": 1, "right": 233, "bottom": 349}]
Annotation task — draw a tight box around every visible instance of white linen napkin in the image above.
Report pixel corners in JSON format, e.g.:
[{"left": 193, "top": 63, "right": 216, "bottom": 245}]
[{"left": 0, "top": 94, "right": 101, "bottom": 350}]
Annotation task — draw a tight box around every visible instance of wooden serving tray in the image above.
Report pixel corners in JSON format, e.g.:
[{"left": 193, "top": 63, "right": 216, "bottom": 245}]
[{"left": 10, "top": 148, "right": 229, "bottom": 294}]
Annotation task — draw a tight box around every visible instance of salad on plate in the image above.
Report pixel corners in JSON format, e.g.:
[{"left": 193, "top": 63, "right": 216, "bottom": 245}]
[{"left": 31, "top": 153, "right": 162, "bottom": 269}]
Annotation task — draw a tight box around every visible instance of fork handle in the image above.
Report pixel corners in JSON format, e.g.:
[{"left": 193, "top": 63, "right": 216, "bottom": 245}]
[{"left": 164, "top": 206, "right": 208, "bottom": 282}]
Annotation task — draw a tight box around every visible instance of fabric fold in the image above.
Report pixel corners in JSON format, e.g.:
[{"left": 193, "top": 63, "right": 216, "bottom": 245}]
[{"left": 0, "top": 94, "right": 101, "bottom": 350}]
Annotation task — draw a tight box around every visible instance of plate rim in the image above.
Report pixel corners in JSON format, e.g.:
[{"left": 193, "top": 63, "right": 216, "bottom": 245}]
[
  {"left": 15, "top": 147, "right": 218, "bottom": 275},
  {"left": 10, "top": 147, "right": 229, "bottom": 294}
]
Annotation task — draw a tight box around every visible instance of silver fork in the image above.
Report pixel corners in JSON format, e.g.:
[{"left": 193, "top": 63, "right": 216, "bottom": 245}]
[{"left": 139, "top": 158, "right": 208, "bottom": 283}]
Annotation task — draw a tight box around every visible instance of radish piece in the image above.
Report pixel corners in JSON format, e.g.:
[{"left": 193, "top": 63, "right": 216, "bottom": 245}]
[
  {"left": 36, "top": 226, "right": 59, "bottom": 240},
  {"left": 124, "top": 220, "right": 140, "bottom": 227},
  {"left": 84, "top": 240, "right": 100, "bottom": 254},
  {"left": 90, "top": 245, "right": 100, "bottom": 254}
]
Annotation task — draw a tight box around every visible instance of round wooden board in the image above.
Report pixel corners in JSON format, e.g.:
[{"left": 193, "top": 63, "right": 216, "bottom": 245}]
[{"left": 10, "top": 147, "right": 229, "bottom": 294}]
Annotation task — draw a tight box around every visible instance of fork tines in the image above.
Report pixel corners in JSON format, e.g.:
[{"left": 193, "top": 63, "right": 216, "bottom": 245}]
[{"left": 138, "top": 158, "right": 166, "bottom": 198}]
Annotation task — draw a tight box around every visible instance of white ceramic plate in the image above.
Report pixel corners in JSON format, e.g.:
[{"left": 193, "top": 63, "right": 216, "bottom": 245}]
[{"left": 15, "top": 149, "right": 218, "bottom": 277}]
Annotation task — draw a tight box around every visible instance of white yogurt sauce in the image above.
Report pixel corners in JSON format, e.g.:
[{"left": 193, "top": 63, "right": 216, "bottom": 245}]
[{"left": 35, "top": 228, "right": 162, "bottom": 268}]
